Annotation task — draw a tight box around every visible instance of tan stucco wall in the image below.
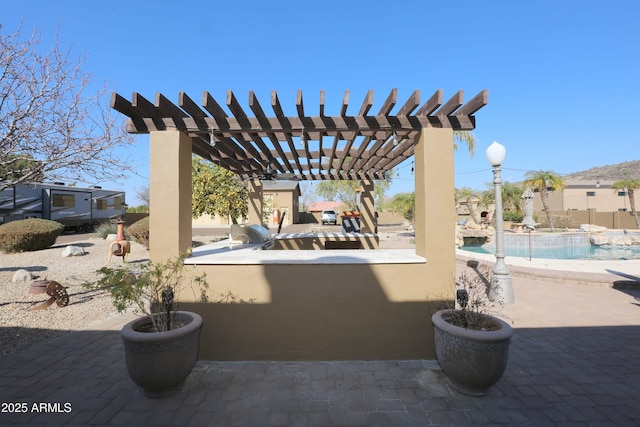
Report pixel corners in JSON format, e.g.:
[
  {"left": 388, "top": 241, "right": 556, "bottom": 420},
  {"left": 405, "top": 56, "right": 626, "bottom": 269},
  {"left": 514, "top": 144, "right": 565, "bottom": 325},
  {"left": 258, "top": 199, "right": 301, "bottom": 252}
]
[
  {"left": 264, "top": 189, "right": 298, "bottom": 226},
  {"left": 149, "top": 130, "right": 192, "bottom": 261},
  {"left": 181, "top": 262, "right": 450, "bottom": 360},
  {"left": 149, "top": 128, "right": 456, "bottom": 360},
  {"left": 247, "top": 180, "right": 263, "bottom": 225}
]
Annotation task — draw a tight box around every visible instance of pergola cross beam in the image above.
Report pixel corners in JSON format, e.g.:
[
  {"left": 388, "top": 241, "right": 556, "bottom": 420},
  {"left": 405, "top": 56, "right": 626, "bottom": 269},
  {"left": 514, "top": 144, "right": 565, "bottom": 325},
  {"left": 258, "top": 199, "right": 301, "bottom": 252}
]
[{"left": 111, "top": 88, "right": 487, "bottom": 181}]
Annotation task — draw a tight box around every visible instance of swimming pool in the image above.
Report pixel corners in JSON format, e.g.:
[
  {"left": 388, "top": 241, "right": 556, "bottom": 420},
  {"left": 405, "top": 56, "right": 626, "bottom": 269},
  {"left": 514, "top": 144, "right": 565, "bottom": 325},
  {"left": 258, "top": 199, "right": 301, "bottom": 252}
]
[{"left": 461, "top": 232, "right": 640, "bottom": 260}]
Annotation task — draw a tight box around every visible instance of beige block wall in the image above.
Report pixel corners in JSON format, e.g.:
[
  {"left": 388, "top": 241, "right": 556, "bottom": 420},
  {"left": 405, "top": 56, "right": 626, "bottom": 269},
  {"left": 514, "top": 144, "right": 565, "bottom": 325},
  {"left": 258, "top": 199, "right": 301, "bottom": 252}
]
[
  {"left": 545, "top": 210, "right": 638, "bottom": 229},
  {"left": 181, "top": 262, "right": 450, "bottom": 360},
  {"left": 533, "top": 188, "right": 631, "bottom": 213}
]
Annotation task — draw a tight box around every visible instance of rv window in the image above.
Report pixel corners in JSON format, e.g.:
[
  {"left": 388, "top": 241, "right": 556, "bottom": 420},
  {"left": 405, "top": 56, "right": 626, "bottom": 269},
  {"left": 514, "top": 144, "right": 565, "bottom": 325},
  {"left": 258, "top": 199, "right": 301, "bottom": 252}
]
[
  {"left": 52, "top": 194, "right": 75, "bottom": 208},
  {"left": 114, "top": 196, "right": 122, "bottom": 210},
  {"left": 97, "top": 199, "right": 108, "bottom": 210}
]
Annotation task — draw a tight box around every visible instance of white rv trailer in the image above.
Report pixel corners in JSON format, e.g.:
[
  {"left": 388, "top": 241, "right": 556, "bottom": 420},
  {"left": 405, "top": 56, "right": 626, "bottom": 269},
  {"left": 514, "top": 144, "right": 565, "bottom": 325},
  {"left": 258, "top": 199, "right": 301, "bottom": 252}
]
[{"left": 0, "top": 182, "right": 126, "bottom": 232}]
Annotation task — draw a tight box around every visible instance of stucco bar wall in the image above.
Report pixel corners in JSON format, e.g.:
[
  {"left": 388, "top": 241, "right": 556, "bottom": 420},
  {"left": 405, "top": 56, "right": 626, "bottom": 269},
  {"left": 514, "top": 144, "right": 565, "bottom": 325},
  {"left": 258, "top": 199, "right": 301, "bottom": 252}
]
[
  {"left": 149, "top": 128, "right": 456, "bottom": 360},
  {"left": 149, "top": 130, "right": 193, "bottom": 261}
]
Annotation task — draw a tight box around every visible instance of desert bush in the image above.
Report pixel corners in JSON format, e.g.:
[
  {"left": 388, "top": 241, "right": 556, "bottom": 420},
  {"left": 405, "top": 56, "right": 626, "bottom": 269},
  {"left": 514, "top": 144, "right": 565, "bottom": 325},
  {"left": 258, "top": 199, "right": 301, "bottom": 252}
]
[
  {"left": 128, "top": 216, "right": 149, "bottom": 249},
  {"left": 95, "top": 222, "right": 118, "bottom": 239},
  {"left": 0, "top": 218, "right": 65, "bottom": 253}
]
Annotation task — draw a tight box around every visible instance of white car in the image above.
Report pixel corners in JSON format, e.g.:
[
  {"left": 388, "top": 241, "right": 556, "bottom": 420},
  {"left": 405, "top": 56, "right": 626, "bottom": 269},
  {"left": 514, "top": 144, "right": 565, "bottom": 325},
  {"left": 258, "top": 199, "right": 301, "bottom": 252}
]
[{"left": 321, "top": 210, "right": 338, "bottom": 225}]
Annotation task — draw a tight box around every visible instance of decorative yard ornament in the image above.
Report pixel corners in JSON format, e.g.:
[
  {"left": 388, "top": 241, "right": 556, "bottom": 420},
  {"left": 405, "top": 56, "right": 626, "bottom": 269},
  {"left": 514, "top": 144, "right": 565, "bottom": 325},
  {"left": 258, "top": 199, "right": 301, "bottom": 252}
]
[
  {"left": 108, "top": 220, "right": 131, "bottom": 262},
  {"left": 29, "top": 280, "right": 70, "bottom": 310}
]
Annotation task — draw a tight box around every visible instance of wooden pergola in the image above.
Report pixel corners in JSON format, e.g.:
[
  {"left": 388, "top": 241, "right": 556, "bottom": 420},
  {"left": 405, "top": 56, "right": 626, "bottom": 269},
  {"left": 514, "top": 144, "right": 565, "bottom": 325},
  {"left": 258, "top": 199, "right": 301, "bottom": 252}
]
[
  {"left": 111, "top": 88, "right": 487, "bottom": 181},
  {"left": 109, "top": 88, "right": 489, "bottom": 361}
]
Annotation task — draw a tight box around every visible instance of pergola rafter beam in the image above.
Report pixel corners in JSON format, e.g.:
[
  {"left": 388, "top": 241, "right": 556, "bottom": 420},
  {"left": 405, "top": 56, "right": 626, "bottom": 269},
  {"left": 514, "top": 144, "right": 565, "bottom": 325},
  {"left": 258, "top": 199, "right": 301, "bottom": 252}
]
[{"left": 111, "top": 88, "right": 487, "bottom": 181}]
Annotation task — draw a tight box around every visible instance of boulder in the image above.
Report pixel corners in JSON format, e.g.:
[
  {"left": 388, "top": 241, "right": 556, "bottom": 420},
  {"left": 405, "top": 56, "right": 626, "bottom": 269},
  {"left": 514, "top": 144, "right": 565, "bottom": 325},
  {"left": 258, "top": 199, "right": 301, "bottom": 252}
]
[
  {"left": 12, "top": 269, "right": 32, "bottom": 283},
  {"left": 62, "top": 245, "right": 85, "bottom": 257},
  {"left": 589, "top": 233, "right": 610, "bottom": 246},
  {"left": 579, "top": 224, "right": 607, "bottom": 233},
  {"left": 590, "top": 232, "right": 640, "bottom": 246}
]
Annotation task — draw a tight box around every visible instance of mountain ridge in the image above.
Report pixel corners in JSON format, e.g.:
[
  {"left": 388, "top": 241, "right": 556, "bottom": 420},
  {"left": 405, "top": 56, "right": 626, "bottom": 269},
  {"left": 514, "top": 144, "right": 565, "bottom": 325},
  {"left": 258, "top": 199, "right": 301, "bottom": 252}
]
[{"left": 562, "top": 160, "right": 640, "bottom": 182}]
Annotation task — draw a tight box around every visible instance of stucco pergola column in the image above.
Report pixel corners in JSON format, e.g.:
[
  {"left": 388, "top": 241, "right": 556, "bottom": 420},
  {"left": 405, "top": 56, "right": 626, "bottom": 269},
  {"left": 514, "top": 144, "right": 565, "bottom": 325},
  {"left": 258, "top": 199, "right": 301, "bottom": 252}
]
[
  {"left": 248, "top": 180, "right": 263, "bottom": 225},
  {"left": 414, "top": 128, "right": 455, "bottom": 265},
  {"left": 360, "top": 180, "right": 376, "bottom": 234},
  {"left": 149, "top": 130, "right": 192, "bottom": 262}
]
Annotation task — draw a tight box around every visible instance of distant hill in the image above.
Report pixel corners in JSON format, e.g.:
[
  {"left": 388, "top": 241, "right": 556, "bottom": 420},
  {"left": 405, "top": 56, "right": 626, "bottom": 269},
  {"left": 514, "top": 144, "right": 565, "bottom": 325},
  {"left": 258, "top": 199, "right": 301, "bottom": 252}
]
[{"left": 563, "top": 160, "right": 640, "bottom": 182}]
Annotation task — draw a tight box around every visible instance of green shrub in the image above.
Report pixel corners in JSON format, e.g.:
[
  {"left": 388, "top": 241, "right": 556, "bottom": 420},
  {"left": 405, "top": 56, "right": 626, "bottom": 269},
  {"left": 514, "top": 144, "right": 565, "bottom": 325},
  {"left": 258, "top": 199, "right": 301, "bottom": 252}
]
[
  {"left": 502, "top": 210, "right": 524, "bottom": 222},
  {"left": 0, "top": 218, "right": 65, "bottom": 253},
  {"left": 127, "top": 216, "right": 149, "bottom": 249}
]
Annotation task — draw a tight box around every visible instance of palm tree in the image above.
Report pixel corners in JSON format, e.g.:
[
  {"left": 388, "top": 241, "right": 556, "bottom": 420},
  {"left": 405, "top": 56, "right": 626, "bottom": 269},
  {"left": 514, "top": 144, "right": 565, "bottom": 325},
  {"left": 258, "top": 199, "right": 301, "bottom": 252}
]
[
  {"left": 501, "top": 182, "right": 524, "bottom": 213},
  {"left": 523, "top": 170, "right": 566, "bottom": 231},
  {"left": 481, "top": 183, "right": 523, "bottom": 212},
  {"left": 454, "top": 131, "right": 476, "bottom": 157},
  {"left": 454, "top": 187, "right": 475, "bottom": 204},
  {"left": 611, "top": 179, "right": 640, "bottom": 229}
]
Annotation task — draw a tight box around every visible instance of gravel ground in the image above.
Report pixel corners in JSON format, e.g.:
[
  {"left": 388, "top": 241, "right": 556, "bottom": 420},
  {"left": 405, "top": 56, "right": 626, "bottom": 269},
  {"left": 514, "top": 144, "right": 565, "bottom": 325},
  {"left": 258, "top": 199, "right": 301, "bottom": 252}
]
[
  {"left": 0, "top": 237, "right": 150, "bottom": 358},
  {"left": 0, "top": 226, "right": 412, "bottom": 358}
]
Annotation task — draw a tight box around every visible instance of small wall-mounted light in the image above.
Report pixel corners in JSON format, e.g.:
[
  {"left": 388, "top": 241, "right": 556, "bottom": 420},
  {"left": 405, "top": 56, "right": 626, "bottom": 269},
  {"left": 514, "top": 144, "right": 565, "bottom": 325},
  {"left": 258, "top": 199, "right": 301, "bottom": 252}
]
[{"left": 208, "top": 128, "right": 216, "bottom": 147}]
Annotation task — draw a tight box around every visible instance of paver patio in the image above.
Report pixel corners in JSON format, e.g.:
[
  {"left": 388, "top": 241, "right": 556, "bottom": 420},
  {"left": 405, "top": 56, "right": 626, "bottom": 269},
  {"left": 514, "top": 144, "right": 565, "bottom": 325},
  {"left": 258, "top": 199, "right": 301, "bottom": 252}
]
[{"left": 1, "top": 259, "right": 639, "bottom": 426}]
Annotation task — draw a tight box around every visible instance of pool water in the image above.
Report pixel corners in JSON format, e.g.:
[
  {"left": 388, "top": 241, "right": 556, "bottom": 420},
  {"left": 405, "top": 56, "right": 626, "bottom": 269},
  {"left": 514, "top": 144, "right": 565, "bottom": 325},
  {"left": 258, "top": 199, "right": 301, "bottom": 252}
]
[{"left": 461, "top": 244, "right": 640, "bottom": 260}]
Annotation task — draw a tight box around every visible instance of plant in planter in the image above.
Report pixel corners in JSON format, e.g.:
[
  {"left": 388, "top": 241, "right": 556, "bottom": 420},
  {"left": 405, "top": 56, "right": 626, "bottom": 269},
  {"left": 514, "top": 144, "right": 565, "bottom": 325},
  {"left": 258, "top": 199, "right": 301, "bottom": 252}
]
[
  {"left": 86, "top": 250, "right": 208, "bottom": 398},
  {"left": 431, "top": 261, "right": 513, "bottom": 396}
]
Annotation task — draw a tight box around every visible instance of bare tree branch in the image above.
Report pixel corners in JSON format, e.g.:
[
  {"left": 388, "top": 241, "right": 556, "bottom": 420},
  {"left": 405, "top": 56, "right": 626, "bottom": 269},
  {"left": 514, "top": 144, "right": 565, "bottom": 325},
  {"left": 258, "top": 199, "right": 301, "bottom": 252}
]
[{"left": 0, "top": 23, "right": 135, "bottom": 191}]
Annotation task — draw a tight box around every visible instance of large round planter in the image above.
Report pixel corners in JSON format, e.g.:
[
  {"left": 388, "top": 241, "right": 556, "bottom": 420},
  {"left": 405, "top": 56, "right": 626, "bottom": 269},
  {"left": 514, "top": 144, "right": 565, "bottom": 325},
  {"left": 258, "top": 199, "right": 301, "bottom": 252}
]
[
  {"left": 120, "top": 311, "right": 202, "bottom": 398},
  {"left": 431, "top": 309, "right": 513, "bottom": 396}
]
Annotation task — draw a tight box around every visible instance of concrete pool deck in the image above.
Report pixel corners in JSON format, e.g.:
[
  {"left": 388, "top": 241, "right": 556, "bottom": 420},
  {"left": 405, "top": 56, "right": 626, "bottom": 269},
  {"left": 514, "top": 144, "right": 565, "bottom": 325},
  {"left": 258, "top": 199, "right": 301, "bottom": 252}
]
[{"left": 456, "top": 248, "right": 640, "bottom": 287}]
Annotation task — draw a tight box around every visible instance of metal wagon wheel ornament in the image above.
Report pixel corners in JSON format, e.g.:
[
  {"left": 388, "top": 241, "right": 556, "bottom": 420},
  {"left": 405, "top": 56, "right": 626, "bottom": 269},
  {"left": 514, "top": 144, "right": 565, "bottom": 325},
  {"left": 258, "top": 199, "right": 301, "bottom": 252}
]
[{"left": 29, "top": 280, "right": 70, "bottom": 310}]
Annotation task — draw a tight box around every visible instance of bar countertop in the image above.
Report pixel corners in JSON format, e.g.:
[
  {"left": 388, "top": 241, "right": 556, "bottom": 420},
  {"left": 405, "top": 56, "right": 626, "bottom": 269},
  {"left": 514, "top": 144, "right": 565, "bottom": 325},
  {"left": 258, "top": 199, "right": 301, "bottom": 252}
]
[{"left": 184, "top": 236, "right": 426, "bottom": 265}]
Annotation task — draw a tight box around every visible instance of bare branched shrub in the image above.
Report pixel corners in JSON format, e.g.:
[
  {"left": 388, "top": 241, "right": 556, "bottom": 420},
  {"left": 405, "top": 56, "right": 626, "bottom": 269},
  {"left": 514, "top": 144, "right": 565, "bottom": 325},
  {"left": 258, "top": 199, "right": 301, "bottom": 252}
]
[{"left": 445, "top": 262, "right": 505, "bottom": 331}]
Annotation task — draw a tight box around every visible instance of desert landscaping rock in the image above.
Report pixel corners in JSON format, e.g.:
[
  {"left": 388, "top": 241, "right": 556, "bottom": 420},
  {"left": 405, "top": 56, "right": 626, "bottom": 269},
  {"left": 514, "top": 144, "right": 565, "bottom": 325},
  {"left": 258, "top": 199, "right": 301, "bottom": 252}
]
[
  {"left": 11, "top": 269, "right": 32, "bottom": 283},
  {"left": 61, "top": 245, "right": 86, "bottom": 257}
]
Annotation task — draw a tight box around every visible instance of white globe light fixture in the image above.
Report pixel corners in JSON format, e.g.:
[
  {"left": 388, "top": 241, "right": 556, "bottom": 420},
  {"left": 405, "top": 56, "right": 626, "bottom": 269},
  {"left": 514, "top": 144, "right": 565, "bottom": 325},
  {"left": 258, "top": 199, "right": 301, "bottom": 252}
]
[
  {"left": 485, "top": 141, "right": 514, "bottom": 304},
  {"left": 486, "top": 141, "right": 506, "bottom": 166}
]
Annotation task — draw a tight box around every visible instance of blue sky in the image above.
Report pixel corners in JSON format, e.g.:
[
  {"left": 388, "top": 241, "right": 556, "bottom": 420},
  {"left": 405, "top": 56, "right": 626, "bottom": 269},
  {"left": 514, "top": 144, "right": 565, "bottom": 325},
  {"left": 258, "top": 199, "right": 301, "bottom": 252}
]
[{"left": 3, "top": 0, "right": 639, "bottom": 205}]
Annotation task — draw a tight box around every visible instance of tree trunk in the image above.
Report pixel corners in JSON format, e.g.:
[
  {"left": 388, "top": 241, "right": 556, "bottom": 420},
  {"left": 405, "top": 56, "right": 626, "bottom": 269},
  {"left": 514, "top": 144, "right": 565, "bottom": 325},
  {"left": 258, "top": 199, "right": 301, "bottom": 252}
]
[
  {"left": 541, "top": 188, "right": 555, "bottom": 231},
  {"left": 467, "top": 198, "right": 482, "bottom": 226},
  {"left": 629, "top": 189, "right": 640, "bottom": 229}
]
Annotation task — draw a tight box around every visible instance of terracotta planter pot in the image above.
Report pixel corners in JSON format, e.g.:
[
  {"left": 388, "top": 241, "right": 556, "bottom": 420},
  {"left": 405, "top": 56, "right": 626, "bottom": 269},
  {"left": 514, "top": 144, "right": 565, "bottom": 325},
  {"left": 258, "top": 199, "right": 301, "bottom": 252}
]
[
  {"left": 431, "top": 309, "right": 512, "bottom": 396},
  {"left": 120, "top": 311, "right": 202, "bottom": 398}
]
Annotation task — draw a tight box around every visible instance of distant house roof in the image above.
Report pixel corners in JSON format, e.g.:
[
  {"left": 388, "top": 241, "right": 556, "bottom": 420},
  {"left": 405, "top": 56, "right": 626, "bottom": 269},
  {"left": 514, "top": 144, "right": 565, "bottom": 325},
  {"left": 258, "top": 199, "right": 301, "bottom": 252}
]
[
  {"left": 308, "top": 201, "right": 343, "bottom": 212},
  {"left": 262, "top": 180, "right": 301, "bottom": 195},
  {"left": 563, "top": 179, "right": 615, "bottom": 188}
]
